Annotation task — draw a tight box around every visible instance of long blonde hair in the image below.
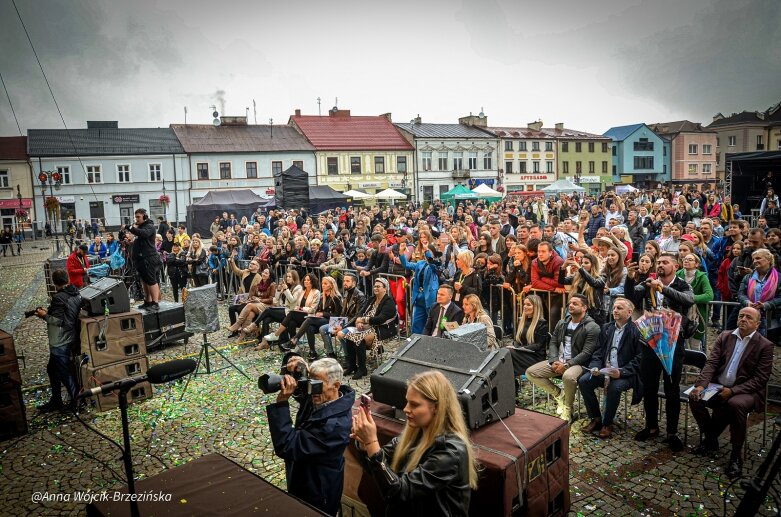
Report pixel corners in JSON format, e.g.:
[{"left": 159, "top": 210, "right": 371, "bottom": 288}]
[
  {"left": 516, "top": 294, "right": 544, "bottom": 344},
  {"left": 391, "top": 371, "right": 478, "bottom": 489}
]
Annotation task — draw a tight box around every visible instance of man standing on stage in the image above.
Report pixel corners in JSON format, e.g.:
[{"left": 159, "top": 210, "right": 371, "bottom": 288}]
[{"left": 127, "top": 208, "right": 163, "bottom": 310}]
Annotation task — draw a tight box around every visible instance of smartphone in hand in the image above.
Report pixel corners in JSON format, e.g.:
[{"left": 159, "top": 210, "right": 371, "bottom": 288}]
[{"left": 360, "top": 394, "right": 371, "bottom": 411}]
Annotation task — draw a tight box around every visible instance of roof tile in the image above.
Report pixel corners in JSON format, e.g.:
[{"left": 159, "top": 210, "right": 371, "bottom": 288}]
[
  {"left": 170, "top": 124, "right": 314, "bottom": 153},
  {"left": 0, "top": 136, "right": 27, "bottom": 160},
  {"left": 291, "top": 114, "right": 414, "bottom": 151}
]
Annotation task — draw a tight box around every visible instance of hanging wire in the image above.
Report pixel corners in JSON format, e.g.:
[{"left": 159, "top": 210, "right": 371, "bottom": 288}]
[
  {"left": 0, "top": 70, "right": 23, "bottom": 136},
  {"left": 11, "top": 0, "right": 100, "bottom": 202}
]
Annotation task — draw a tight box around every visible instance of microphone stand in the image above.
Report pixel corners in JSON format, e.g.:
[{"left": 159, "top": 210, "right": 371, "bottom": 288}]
[{"left": 118, "top": 385, "right": 140, "bottom": 517}]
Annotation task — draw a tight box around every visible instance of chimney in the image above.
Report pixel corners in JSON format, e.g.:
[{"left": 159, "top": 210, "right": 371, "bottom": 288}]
[
  {"left": 294, "top": 109, "right": 301, "bottom": 117},
  {"left": 459, "top": 112, "right": 487, "bottom": 127},
  {"left": 712, "top": 113, "right": 724, "bottom": 122},
  {"left": 527, "top": 120, "right": 543, "bottom": 131},
  {"left": 413, "top": 114, "right": 422, "bottom": 125},
  {"left": 87, "top": 121, "right": 118, "bottom": 129},
  {"left": 554, "top": 122, "right": 564, "bottom": 131},
  {"left": 380, "top": 113, "right": 392, "bottom": 122},
  {"left": 220, "top": 116, "right": 247, "bottom": 126},
  {"left": 329, "top": 108, "right": 351, "bottom": 118}
]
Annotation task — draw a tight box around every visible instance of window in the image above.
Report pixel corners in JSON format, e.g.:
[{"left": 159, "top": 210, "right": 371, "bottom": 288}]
[
  {"left": 533, "top": 161, "right": 540, "bottom": 173},
  {"left": 702, "top": 164, "right": 712, "bottom": 174},
  {"left": 612, "top": 165, "right": 616, "bottom": 174},
  {"left": 663, "top": 146, "right": 667, "bottom": 156},
  {"left": 634, "top": 156, "right": 654, "bottom": 169},
  {"left": 757, "top": 135, "right": 764, "bottom": 150},
  {"left": 117, "top": 164, "right": 131, "bottom": 183},
  {"left": 576, "top": 161, "right": 582, "bottom": 174},
  {"left": 0, "top": 170, "right": 8, "bottom": 188},
  {"left": 688, "top": 144, "right": 698, "bottom": 154},
  {"left": 717, "top": 154, "right": 721, "bottom": 165},
  {"left": 505, "top": 161, "right": 513, "bottom": 174},
  {"left": 271, "top": 161, "right": 282, "bottom": 176},
  {"left": 57, "top": 166, "right": 71, "bottom": 184},
  {"left": 588, "top": 161, "right": 595, "bottom": 173},
  {"left": 588, "top": 142, "right": 595, "bottom": 153},
  {"left": 327, "top": 157, "right": 338, "bottom": 175},
  {"left": 293, "top": 161, "right": 304, "bottom": 170},
  {"left": 438, "top": 152, "right": 448, "bottom": 171},
  {"left": 149, "top": 163, "right": 161, "bottom": 182},
  {"left": 602, "top": 142, "right": 608, "bottom": 153},
  {"left": 350, "top": 156, "right": 361, "bottom": 174},
  {"left": 519, "top": 162, "right": 527, "bottom": 173},
  {"left": 545, "top": 141, "right": 553, "bottom": 152},
  {"left": 532, "top": 141, "right": 540, "bottom": 152},
  {"left": 634, "top": 138, "right": 654, "bottom": 151},
  {"left": 196, "top": 163, "right": 209, "bottom": 180},
  {"left": 688, "top": 164, "right": 698, "bottom": 174},
  {"left": 562, "top": 161, "right": 569, "bottom": 173},
  {"left": 421, "top": 152, "right": 432, "bottom": 171},
  {"left": 612, "top": 146, "right": 616, "bottom": 156},
  {"left": 546, "top": 161, "right": 554, "bottom": 173},
  {"left": 575, "top": 142, "right": 582, "bottom": 152},
  {"left": 562, "top": 142, "right": 569, "bottom": 152},
  {"left": 86, "top": 165, "right": 102, "bottom": 184},
  {"left": 246, "top": 162, "right": 258, "bottom": 179},
  {"left": 716, "top": 137, "right": 720, "bottom": 147},
  {"left": 778, "top": 139, "right": 781, "bottom": 150},
  {"left": 483, "top": 152, "right": 492, "bottom": 170},
  {"left": 397, "top": 156, "right": 407, "bottom": 173},
  {"left": 504, "top": 141, "right": 513, "bottom": 151},
  {"left": 149, "top": 199, "right": 165, "bottom": 221},
  {"left": 468, "top": 152, "right": 477, "bottom": 170},
  {"left": 519, "top": 141, "right": 527, "bottom": 151},
  {"left": 602, "top": 161, "right": 608, "bottom": 173},
  {"left": 702, "top": 144, "right": 712, "bottom": 154},
  {"left": 374, "top": 156, "right": 385, "bottom": 174},
  {"left": 452, "top": 152, "right": 463, "bottom": 170},
  {"left": 220, "top": 162, "right": 232, "bottom": 179},
  {"left": 728, "top": 136, "right": 736, "bottom": 146},
  {"left": 422, "top": 185, "right": 433, "bottom": 202}
]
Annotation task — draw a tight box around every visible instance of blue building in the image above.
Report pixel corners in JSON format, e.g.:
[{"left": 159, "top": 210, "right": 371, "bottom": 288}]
[
  {"left": 28, "top": 122, "right": 188, "bottom": 230},
  {"left": 604, "top": 123, "right": 671, "bottom": 188}
]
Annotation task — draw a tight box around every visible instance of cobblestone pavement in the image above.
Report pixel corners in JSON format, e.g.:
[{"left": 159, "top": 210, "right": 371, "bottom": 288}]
[{"left": 0, "top": 254, "right": 779, "bottom": 516}]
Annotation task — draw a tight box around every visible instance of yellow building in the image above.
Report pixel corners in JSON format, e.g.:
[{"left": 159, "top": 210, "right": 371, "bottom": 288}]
[
  {"left": 546, "top": 124, "right": 613, "bottom": 195},
  {"left": 0, "top": 137, "right": 35, "bottom": 231},
  {"left": 290, "top": 109, "right": 414, "bottom": 195}
]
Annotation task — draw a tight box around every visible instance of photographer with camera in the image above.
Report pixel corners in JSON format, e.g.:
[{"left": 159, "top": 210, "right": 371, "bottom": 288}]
[
  {"left": 264, "top": 355, "right": 354, "bottom": 516},
  {"left": 33, "top": 269, "right": 82, "bottom": 412}
]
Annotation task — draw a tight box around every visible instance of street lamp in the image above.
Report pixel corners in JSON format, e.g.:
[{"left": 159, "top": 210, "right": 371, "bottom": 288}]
[{"left": 38, "top": 170, "right": 62, "bottom": 252}]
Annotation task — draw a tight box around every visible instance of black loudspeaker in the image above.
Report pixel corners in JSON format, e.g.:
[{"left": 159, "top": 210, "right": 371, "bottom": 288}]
[
  {"left": 79, "top": 277, "right": 131, "bottom": 316},
  {"left": 370, "top": 335, "right": 516, "bottom": 429}
]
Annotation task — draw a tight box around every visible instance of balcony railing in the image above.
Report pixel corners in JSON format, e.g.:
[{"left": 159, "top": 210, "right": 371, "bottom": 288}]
[{"left": 452, "top": 169, "right": 471, "bottom": 179}]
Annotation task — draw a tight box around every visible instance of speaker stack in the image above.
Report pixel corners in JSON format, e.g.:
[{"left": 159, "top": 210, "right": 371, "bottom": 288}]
[
  {"left": 0, "top": 329, "right": 27, "bottom": 440},
  {"left": 79, "top": 311, "right": 152, "bottom": 412}
]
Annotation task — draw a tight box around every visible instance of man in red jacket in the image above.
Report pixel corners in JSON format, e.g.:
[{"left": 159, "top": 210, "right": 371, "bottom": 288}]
[
  {"left": 66, "top": 244, "right": 90, "bottom": 288},
  {"left": 525, "top": 241, "right": 566, "bottom": 327}
]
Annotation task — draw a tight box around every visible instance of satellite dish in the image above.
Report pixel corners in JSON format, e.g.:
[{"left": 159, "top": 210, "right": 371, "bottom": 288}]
[
  {"left": 212, "top": 111, "right": 219, "bottom": 118},
  {"left": 213, "top": 118, "right": 221, "bottom": 127}
]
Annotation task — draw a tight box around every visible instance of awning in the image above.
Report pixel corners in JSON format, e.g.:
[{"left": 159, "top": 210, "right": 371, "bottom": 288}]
[{"left": 0, "top": 198, "right": 32, "bottom": 209}]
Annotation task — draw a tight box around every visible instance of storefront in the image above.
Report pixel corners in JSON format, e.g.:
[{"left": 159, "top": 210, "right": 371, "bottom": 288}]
[
  {"left": 505, "top": 173, "right": 555, "bottom": 193},
  {"left": 578, "top": 175, "right": 603, "bottom": 196},
  {"left": 113, "top": 194, "right": 140, "bottom": 226},
  {"left": 0, "top": 198, "right": 32, "bottom": 231}
]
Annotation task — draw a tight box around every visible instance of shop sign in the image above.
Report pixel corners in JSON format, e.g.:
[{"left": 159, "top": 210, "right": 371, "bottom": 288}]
[
  {"left": 359, "top": 182, "right": 381, "bottom": 188},
  {"left": 112, "top": 194, "right": 140, "bottom": 204}
]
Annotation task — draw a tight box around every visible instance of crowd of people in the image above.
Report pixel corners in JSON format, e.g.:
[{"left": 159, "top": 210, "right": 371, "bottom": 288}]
[{"left": 59, "top": 183, "right": 779, "bottom": 495}]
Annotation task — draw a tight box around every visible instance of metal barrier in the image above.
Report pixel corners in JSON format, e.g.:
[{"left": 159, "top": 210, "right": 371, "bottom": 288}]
[
  {"left": 520, "top": 288, "right": 566, "bottom": 334},
  {"left": 490, "top": 284, "right": 518, "bottom": 340}
]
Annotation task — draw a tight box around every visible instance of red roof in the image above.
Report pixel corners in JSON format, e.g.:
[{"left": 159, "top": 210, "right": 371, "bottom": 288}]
[
  {"left": 0, "top": 136, "right": 28, "bottom": 160},
  {"left": 290, "top": 112, "right": 414, "bottom": 151}
]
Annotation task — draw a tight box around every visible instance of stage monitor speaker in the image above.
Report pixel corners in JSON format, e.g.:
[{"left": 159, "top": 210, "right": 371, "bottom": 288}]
[
  {"left": 370, "top": 335, "right": 515, "bottom": 429},
  {"left": 183, "top": 284, "right": 220, "bottom": 334},
  {"left": 80, "top": 312, "right": 146, "bottom": 368},
  {"left": 80, "top": 277, "right": 130, "bottom": 316},
  {"left": 80, "top": 357, "right": 152, "bottom": 412}
]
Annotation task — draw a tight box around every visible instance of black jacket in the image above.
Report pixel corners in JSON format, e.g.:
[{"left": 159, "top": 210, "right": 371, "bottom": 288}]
[
  {"left": 629, "top": 275, "right": 694, "bottom": 346},
  {"left": 165, "top": 251, "right": 189, "bottom": 280},
  {"left": 364, "top": 433, "right": 471, "bottom": 517},
  {"left": 452, "top": 270, "right": 481, "bottom": 307},
  {"left": 127, "top": 219, "right": 157, "bottom": 261},
  {"left": 342, "top": 287, "right": 366, "bottom": 320},
  {"left": 267, "top": 385, "right": 355, "bottom": 516},
  {"left": 45, "top": 284, "right": 82, "bottom": 351},
  {"left": 514, "top": 318, "right": 550, "bottom": 352},
  {"left": 317, "top": 294, "right": 342, "bottom": 320},
  {"left": 588, "top": 321, "right": 645, "bottom": 404},
  {"left": 547, "top": 315, "right": 601, "bottom": 366},
  {"left": 348, "top": 294, "right": 399, "bottom": 341},
  {"left": 423, "top": 302, "right": 464, "bottom": 336}
]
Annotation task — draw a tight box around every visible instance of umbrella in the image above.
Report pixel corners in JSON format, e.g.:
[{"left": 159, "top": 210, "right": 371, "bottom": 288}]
[
  {"left": 343, "top": 189, "right": 374, "bottom": 199},
  {"left": 634, "top": 305, "right": 681, "bottom": 375},
  {"left": 374, "top": 188, "right": 407, "bottom": 200}
]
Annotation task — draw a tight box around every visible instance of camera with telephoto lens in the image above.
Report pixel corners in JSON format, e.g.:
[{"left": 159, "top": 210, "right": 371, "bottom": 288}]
[
  {"left": 25, "top": 308, "right": 42, "bottom": 318},
  {"left": 258, "top": 358, "right": 323, "bottom": 396}
]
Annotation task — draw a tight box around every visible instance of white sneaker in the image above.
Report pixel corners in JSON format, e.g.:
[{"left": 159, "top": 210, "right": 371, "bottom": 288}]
[
  {"left": 560, "top": 408, "right": 571, "bottom": 422},
  {"left": 264, "top": 333, "right": 280, "bottom": 342}
]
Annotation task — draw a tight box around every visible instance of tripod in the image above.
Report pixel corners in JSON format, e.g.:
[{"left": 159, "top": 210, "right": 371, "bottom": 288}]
[
  {"left": 734, "top": 415, "right": 781, "bottom": 516},
  {"left": 180, "top": 332, "right": 251, "bottom": 400}
]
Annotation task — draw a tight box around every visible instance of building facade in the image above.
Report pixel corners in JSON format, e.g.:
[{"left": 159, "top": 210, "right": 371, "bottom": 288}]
[
  {"left": 170, "top": 120, "right": 315, "bottom": 204},
  {"left": 649, "top": 121, "right": 718, "bottom": 185},
  {"left": 707, "top": 101, "right": 781, "bottom": 175},
  {"left": 0, "top": 137, "right": 34, "bottom": 232},
  {"left": 482, "top": 122, "right": 558, "bottom": 193},
  {"left": 28, "top": 122, "right": 188, "bottom": 230},
  {"left": 542, "top": 124, "right": 612, "bottom": 195},
  {"left": 395, "top": 113, "right": 499, "bottom": 202},
  {"left": 604, "top": 123, "right": 670, "bottom": 188},
  {"left": 290, "top": 109, "right": 415, "bottom": 197}
]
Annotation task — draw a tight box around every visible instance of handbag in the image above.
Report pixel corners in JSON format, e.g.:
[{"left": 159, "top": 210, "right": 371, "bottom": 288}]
[{"left": 681, "top": 303, "right": 702, "bottom": 339}]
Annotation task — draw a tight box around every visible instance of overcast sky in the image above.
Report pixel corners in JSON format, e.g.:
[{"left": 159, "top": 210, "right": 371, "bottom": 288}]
[{"left": 1, "top": 0, "right": 779, "bottom": 136}]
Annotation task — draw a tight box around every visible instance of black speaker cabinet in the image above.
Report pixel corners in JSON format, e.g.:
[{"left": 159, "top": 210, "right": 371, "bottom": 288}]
[
  {"left": 80, "top": 277, "right": 130, "bottom": 316},
  {"left": 370, "top": 335, "right": 515, "bottom": 429}
]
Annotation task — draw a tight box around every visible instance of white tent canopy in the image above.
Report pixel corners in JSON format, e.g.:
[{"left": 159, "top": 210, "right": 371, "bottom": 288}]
[
  {"left": 343, "top": 189, "right": 374, "bottom": 199},
  {"left": 471, "top": 183, "right": 504, "bottom": 197},
  {"left": 540, "top": 179, "right": 586, "bottom": 194},
  {"left": 374, "top": 188, "right": 407, "bottom": 200}
]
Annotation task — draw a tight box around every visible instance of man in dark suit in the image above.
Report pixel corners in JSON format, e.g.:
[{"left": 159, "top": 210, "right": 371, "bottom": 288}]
[
  {"left": 578, "top": 297, "right": 644, "bottom": 439},
  {"left": 423, "top": 284, "right": 464, "bottom": 337},
  {"left": 688, "top": 307, "right": 773, "bottom": 479}
]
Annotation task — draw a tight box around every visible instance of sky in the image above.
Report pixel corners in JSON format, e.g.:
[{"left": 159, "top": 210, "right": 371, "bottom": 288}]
[{"left": 0, "top": 0, "right": 779, "bottom": 136}]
